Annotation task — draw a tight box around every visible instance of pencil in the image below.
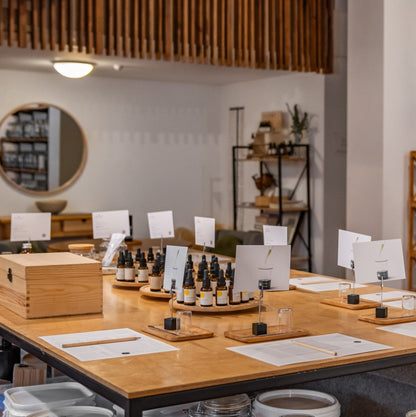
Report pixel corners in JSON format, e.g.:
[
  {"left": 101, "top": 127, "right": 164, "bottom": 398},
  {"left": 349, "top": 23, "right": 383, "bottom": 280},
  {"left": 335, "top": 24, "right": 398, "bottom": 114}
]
[
  {"left": 62, "top": 336, "right": 140, "bottom": 348},
  {"left": 292, "top": 340, "right": 338, "bottom": 356}
]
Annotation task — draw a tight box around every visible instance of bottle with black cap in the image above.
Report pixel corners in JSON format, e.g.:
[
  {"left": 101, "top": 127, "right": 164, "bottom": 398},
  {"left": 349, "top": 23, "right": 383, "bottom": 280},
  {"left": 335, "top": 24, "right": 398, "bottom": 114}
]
[
  {"left": 183, "top": 269, "right": 196, "bottom": 306},
  {"left": 134, "top": 248, "right": 141, "bottom": 276},
  {"left": 149, "top": 258, "right": 162, "bottom": 291},
  {"left": 124, "top": 252, "right": 135, "bottom": 282},
  {"left": 229, "top": 269, "right": 241, "bottom": 305},
  {"left": 200, "top": 270, "right": 213, "bottom": 307},
  {"left": 147, "top": 247, "right": 155, "bottom": 273},
  {"left": 187, "top": 254, "right": 194, "bottom": 271},
  {"left": 116, "top": 251, "right": 125, "bottom": 281},
  {"left": 138, "top": 252, "right": 148, "bottom": 283},
  {"left": 216, "top": 270, "right": 228, "bottom": 306},
  {"left": 225, "top": 262, "right": 232, "bottom": 289},
  {"left": 196, "top": 263, "right": 204, "bottom": 296},
  {"left": 210, "top": 261, "right": 220, "bottom": 292}
]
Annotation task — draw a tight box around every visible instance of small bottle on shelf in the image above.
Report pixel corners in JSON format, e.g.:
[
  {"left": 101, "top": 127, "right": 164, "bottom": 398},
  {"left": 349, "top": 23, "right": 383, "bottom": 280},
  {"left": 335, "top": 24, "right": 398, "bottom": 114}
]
[
  {"left": 149, "top": 259, "right": 162, "bottom": 291},
  {"left": 210, "top": 262, "right": 220, "bottom": 292},
  {"left": 21, "top": 242, "right": 32, "bottom": 254},
  {"left": 124, "top": 253, "right": 135, "bottom": 282},
  {"left": 183, "top": 269, "right": 196, "bottom": 306},
  {"left": 147, "top": 247, "right": 155, "bottom": 273},
  {"left": 225, "top": 262, "right": 232, "bottom": 289},
  {"left": 137, "top": 253, "right": 148, "bottom": 283},
  {"left": 216, "top": 270, "right": 228, "bottom": 306},
  {"left": 200, "top": 270, "right": 213, "bottom": 307},
  {"left": 116, "top": 251, "right": 125, "bottom": 281},
  {"left": 195, "top": 262, "right": 204, "bottom": 296},
  {"left": 229, "top": 270, "right": 241, "bottom": 305}
]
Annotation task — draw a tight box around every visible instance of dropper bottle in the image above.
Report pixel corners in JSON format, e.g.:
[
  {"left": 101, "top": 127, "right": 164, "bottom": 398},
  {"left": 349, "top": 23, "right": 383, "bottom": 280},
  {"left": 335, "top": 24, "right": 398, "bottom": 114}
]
[
  {"left": 200, "top": 270, "right": 213, "bottom": 307},
  {"left": 116, "top": 251, "right": 125, "bottom": 281},
  {"left": 124, "top": 252, "right": 135, "bottom": 282},
  {"left": 137, "top": 252, "right": 148, "bottom": 283},
  {"left": 183, "top": 269, "right": 196, "bottom": 306},
  {"left": 216, "top": 270, "right": 228, "bottom": 306},
  {"left": 228, "top": 269, "right": 241, "bottom": 305}
]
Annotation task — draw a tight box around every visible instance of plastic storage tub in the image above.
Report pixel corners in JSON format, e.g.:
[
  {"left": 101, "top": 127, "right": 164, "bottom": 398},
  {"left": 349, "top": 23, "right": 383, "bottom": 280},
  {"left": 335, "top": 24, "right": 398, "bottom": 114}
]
[
  {"left": 252, "top": 389, "right": 340, "bottom": 417},
  {"left": 27, "top": 406, "right": 114, "bottom": 417},
  {"left": 4, "top": 382, "right": 95, "bottom": 417}
]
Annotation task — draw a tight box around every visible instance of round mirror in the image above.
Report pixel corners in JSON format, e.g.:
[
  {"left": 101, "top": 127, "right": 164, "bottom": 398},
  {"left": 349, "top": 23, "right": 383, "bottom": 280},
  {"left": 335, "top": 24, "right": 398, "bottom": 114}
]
[{"left": 0, "top": 103, "right": 87, "bottom": 195}]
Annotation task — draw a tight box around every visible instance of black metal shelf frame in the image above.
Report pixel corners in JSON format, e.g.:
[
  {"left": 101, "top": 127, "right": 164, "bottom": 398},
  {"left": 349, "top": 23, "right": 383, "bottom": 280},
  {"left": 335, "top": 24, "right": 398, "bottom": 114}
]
[{"left": 232, "top": 144, "right": 312, "bottom": 271}]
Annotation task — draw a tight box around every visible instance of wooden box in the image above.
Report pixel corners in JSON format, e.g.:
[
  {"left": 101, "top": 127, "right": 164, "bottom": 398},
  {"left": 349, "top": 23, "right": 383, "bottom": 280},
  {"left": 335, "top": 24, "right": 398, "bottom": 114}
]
[{"left": 0, "top": 253, "right": 102, "bottom": 319}]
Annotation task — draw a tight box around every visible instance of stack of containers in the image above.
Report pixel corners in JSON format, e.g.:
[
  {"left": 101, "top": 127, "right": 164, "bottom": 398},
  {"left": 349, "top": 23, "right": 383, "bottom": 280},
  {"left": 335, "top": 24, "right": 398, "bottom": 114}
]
[{"left": 3, "top": 382, "right": 97, "bottom": 417}]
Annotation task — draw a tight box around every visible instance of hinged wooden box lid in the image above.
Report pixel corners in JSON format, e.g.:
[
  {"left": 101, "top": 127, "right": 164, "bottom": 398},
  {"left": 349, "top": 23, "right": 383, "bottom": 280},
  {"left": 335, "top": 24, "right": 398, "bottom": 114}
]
[{"left": 0, "top": 252, "right": 102, "bottom": 319}]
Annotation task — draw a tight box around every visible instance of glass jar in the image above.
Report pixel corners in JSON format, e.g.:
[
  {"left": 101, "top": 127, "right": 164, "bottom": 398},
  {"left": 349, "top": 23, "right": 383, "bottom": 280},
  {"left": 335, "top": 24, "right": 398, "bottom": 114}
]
[
  {"left": 68, "top": 243, "right": 95, "bottom": 259},
  {"left": 188, "top": 394, "right": 251, "bottom": 417}
]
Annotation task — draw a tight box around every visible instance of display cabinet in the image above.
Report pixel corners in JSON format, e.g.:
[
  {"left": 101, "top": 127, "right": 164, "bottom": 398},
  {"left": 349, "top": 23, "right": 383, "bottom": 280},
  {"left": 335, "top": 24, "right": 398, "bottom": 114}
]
[{"left": 232, "top": 144, "right": 312, "bottom": 271}]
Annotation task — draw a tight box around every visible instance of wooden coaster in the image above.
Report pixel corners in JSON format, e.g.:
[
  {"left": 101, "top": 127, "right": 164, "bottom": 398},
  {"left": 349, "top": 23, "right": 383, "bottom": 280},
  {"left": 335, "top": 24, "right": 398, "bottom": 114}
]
[
  {"left": 112, "top": 280, "right": 148, "bottom": 289},
  {"left": 140, "top": 285, "right": 171, "bottom": 299},
  {"left": 359, "top": 310, "right": 416, "bottom": 325},
  {"left": 224, "top": 326, "right": 309, "bottom": 343},
  {"left": 320, "top": 297, "right": 379, "bottom": 310},
  {"left": 144, "top": 325, "right": 214, "bottom": 341},
  {"left": 171, "top": 298, "right": 258, "bottom": 313}
]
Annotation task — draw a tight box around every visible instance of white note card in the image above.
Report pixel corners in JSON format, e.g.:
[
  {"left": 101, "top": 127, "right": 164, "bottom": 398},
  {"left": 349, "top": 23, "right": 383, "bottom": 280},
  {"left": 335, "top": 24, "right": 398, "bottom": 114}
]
[
  {"left": 10, "top": 213, "right": 51, "bottom": 241},
  {"left": 353, "top": 239, "right": 406, "bottom": 284},
  {"left": 228, "top": 333, "right": 391, "bottom": 367},
  {"left": 234, "top": 245, "right": 290, "bottom": 292},
  {"left": 40, "top": 328, "right": 178, "bottom": 362},
  {"left": 163, "top": 245, "right": 188, "bottom": 290},
  {"left": 194, "top": 216, "right": 215, "bottom": 248},
  {"left": 147, "top": 210, "right": 175, "bottom": 239},
  {"left": 337, "top": 229, "right": 371, "bottom": 269},
  {"left": 92, "top": 210, "right": 130, "bottom": 239},
  {"left": 263, "top": 225, "right": 287, "bottom": 246}
]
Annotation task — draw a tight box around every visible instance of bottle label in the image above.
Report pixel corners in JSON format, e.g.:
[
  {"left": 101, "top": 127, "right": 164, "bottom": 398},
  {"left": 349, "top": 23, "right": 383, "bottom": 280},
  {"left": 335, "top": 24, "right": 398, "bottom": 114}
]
[
  {"left": 241, "top": 291, "right": 249, "bottom": 302},
  {"left": 184, "top": 288, "right": 196, "bottom": 304},
  {"left": 225, "top": 278, "right": 231, "bottom": 289},
  {"left": 210, "top": 280, "right": 217, "bottom": 292},
  {"left": 116, "top": 268, "right": 125, "bottom": 281},
  {"left": 200, "top": 290, "right": 213, "bottom": 306},
  {"left": 149, "top": 275, "right": 162, "bottom": 290},
  {"left": 216, "top": 290, "right": 228, "bottom": 305},
  {"left": 195, "top": 280, "right": 202, "bottom": 296},
  {"left": 231, "top": 290, "right": 241, "bottom": 303},
  {"left": 147, "top": 262, "right": 154, "bottom": 274},
  {"left": 124, "top": 268, "right": 135, "bottom": 282},
  {"left": 138, "top": 268, "right": 149, "bottom": 282},
  {"left": 176, "top": 289, "right": 184, "bottom": 303}
]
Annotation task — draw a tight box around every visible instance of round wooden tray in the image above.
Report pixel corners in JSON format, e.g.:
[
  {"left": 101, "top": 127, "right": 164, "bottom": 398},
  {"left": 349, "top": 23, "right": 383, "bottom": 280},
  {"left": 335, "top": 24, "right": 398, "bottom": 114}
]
[
  {"left": 140, "top": 285, "right": 171, "bottom": 299},
  {"left": 112, "top": 279, "right": 148, "bottom": 289},
  {"left": 171, "top": 298, "right": 259, "bottom": 313}
]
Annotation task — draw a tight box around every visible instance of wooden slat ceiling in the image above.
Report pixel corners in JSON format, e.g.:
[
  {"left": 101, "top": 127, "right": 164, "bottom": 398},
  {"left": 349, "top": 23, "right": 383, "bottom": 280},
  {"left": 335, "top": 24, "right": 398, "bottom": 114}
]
[{"left": 1, "top": 0, "right": 334, "bottom": 74}]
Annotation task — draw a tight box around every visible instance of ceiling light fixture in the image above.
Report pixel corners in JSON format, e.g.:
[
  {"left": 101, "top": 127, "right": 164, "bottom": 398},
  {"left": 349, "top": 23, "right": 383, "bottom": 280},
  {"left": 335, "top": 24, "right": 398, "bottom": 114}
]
[{"left": 52, "top": 61, "right": 95, "bottom": 78}]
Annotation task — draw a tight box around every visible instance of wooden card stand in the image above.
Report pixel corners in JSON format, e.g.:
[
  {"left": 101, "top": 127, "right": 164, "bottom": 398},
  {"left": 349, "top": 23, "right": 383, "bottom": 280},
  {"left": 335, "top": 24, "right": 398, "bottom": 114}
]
[
  {"left": 224, "top": 326, "right": 309, "bottom": 343},
  {"left": 140, "top": 285, "right": 171, "bottom": 299},
  {"left": 359, "top": 310, "right": 416, "bottom": 325},
  {"left": 112, "top": 280, "right": 147, "bottom": 289},
  {"left": 320, "top": 297, "right": 379, "bottom": 310},
  {"left": 144, "top": 325, "right": 214, "bottom": 342}
]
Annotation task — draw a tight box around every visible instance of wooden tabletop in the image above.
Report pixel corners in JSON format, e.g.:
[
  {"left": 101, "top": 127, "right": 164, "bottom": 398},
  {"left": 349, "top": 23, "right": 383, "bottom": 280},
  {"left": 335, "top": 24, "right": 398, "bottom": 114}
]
[{"left": 0, "top": 271, "right": 415, "bottom": 407}]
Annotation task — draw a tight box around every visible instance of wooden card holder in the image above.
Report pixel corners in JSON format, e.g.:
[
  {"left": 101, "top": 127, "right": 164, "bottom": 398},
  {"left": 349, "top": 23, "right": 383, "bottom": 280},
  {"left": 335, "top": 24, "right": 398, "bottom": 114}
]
[
  {"left": 224, "top": 326, "right": 309, "bottom": 343},
  {"left": 320, "top": 297, "right": 379, "bottom": 310},
  {"left": 359, "top": 310, "right": 416, "bottom": 325},
  {"left": 144, "top": 325, "right": 214, "bottom": 342}
]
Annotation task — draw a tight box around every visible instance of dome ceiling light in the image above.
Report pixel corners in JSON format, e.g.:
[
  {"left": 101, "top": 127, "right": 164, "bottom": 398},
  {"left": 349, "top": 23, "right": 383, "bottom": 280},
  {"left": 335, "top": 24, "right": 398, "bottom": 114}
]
[{"left": 52, "top": 61, "right": 95, "bottom": 78}]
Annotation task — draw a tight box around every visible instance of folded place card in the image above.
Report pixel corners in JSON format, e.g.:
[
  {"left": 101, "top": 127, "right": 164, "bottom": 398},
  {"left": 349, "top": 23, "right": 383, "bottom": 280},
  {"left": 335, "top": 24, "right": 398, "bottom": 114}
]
[
  {"left": 10, "top": 213, "right": 51, "bottom": 241},
  {"left": 337, "top": 229, "right": 371, "bottom": 269},
  {"left": 263, "top": 225, "right": 287, "bottom": 246},
  {"left": 163, "top": 245, "right": 188, "bottom": 290},
  {"left": 92, "top": 210, "right": 130, "bottom": 239},
  {"left": 147, "top": 210, "right": 175, "bottom": 239},
  {"left": 194, "top": 216, "right": 215, "bottom": 248}
]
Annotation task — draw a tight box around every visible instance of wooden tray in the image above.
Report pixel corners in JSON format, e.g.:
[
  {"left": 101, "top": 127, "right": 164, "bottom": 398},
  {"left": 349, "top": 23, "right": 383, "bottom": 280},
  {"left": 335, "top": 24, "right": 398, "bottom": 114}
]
[
  {"left": 359, "top": 310, "right": 416, "bottom": 325},
  {"left": 320, "top": 297, "right": 379, "bottom": 310},
  {"left": 224, "top": 326, "right": 309, "bottom": 343},
  {"left": 144, "top": 325, "right": 213, "bottom": 341},
  {"left": 140, "top": 285, "right": 171, "bottom": 299},
  {"left": 112, "top": 279, "right": 148, "bottom": 289},
  {"left": 171, "top": 298, "right": 258, "bottom": 313}
]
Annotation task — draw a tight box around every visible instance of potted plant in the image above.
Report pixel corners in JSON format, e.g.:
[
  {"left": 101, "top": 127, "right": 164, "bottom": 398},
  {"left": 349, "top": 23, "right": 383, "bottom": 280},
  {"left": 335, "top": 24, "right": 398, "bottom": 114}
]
[{"left": 286, "top": 103, "right": 308, "bottom": 144}]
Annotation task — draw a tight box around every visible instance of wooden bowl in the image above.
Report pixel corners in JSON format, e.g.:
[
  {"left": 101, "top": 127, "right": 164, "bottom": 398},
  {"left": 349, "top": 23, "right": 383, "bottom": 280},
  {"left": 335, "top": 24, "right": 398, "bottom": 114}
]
[{"left": 35, "top": 199, "right": 67, "bottom": 214}]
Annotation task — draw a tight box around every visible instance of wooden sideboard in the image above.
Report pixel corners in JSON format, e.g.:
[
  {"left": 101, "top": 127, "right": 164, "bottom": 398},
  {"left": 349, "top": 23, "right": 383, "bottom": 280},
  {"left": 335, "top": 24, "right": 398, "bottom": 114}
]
[{"left": 0, "top": 214, "right": 93, "bottom": 240}]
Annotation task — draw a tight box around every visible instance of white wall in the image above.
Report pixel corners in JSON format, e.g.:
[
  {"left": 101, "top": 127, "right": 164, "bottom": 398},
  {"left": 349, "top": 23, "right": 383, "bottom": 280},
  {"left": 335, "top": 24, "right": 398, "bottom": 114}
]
[
  {"left": 0, "top": 69, "right": 223, "bottom": 237},
  {"left": 347, "top": 0, "right": 416, "bottom": 289},
  {"left": 219, "top": 73, "right": 326, "bottom": 272}
]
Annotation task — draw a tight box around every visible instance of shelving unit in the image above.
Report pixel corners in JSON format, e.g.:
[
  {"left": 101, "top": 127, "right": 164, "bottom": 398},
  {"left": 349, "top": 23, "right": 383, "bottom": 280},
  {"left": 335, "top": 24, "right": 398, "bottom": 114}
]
[
  {"left": 232, "top": 143, "right": 312, "bottom": 271},
  {"left": 0, "top": 108, "right": 50, "bottom": 191},
  {"left": 408, "top": 151, "right": 416, "bottom": 290}
]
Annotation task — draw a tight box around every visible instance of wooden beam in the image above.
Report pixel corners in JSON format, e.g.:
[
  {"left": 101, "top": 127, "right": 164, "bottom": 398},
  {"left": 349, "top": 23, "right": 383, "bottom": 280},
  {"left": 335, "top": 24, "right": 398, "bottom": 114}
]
[
  {"left": 132, "top": 0, "right": 139, "bottom": 57},
  {"left": 0, "top": 0, "right": 3, "bottom": 45},
  {"left": 18, "top": 0, "right": 27, "bottom": 48}
]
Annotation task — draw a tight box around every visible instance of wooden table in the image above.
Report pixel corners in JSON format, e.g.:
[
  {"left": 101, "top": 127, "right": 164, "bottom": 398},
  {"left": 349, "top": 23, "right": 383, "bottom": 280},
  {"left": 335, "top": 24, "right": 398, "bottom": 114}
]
[{"left": 0, "top": 271, "right": 416, "bottom": 417}]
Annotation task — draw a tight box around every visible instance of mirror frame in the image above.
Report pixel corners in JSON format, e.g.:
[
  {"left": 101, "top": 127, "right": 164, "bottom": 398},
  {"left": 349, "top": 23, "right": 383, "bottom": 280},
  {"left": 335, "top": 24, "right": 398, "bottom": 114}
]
[{"left": 0, "top": 102, "right": 88, "bottom": 196}]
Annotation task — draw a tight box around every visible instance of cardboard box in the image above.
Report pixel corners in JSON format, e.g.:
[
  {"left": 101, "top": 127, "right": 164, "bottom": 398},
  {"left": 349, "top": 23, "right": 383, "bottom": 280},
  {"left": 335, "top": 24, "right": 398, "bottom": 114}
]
[
  {"left": 255, "top": 196, "right": 270, "bottom": 207},
  {"left": 0, "top": 252, "right": 102, "bottom": 319}
]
